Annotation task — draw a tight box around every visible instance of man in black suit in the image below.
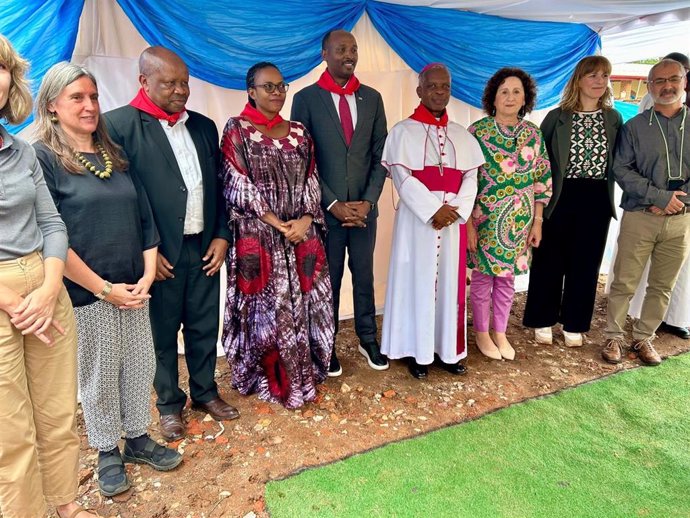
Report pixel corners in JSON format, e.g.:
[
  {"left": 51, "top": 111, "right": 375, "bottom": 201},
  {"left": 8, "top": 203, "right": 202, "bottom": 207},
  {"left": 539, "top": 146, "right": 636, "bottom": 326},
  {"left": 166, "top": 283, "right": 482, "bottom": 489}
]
[
  {"left": 105, "top": 47, "right": 239, "bottom": 441},
  {"left": 291, "top": 30, "right": 389, "bottom": 376}
]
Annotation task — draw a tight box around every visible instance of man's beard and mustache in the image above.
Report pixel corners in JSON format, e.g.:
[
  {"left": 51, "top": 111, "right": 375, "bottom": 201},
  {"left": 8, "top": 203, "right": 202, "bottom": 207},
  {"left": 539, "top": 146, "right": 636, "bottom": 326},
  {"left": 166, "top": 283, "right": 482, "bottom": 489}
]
[{"left": 653, "top": 86, "right": 684, "bottom": 105}]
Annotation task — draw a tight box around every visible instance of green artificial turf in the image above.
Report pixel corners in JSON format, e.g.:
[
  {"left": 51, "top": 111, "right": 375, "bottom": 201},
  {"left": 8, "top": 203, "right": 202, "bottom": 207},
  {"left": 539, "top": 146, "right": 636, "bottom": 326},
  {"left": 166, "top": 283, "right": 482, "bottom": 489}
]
[{"left": 265, "top": 353, "right": 690, "bottom": 518}]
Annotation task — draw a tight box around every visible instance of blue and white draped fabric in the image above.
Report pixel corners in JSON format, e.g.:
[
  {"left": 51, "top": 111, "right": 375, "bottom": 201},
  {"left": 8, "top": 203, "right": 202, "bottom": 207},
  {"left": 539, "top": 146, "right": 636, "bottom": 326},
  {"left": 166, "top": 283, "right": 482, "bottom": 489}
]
[
  {"left": 366, "top": 1, "right": 600, "bottom": 108},
  {"left": 0, "top": 0, "right": 85, "bottom": 132},
  {"left": 1, "top": 0, "right": 599, "bottom": 132}
]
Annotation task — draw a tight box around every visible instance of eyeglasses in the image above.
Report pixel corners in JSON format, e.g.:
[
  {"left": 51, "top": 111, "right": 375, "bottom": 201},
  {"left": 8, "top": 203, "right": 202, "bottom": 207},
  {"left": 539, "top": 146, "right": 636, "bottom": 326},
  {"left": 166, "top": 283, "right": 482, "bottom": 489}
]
[
  {"left": 648, "top": 76, "right": 684, "bottom": 86},
  {"left": 252, "top": 82, "right": 289, "bottom": 93}
]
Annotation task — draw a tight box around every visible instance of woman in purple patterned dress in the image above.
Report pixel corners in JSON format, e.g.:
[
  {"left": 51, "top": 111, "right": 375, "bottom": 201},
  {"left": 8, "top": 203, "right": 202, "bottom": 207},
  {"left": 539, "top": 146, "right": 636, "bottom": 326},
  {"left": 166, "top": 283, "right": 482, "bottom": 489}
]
[{"left": 219, "top": 62, "right": 334, "bottom": 409}]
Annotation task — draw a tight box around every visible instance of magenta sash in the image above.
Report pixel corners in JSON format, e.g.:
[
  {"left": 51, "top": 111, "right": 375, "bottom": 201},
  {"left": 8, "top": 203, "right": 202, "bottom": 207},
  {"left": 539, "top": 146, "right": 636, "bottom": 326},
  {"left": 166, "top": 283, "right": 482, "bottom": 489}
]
[
  {"left": 411, "top": 165, "right": 467, "bottom": 355},
  {"left": 411, "top": 166, "right": 463, "bottom": 193}
]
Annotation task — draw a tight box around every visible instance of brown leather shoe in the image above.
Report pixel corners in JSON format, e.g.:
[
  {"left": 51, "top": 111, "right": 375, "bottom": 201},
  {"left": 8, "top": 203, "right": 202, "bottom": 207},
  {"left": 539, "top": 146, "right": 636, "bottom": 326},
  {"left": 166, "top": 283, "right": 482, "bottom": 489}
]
[
  {"left": 159, "top": 412, "right": 185, "bottom": 442},
  {"left": 632, "top": 338, "right": 662, "bottom": 366},
  {"left": 602, "top": 337, "right": 625, "bottom": 364},
  {"left": 191, "top": 397, "right": 240, "bottom": 421}
]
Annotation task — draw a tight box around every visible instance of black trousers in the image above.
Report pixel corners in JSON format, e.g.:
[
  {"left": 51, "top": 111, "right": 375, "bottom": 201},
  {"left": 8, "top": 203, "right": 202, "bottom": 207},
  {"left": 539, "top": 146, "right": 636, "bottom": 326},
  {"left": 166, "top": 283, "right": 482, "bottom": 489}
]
[
  {"left": 325, "top": 219, "right": 378, "bottom": 346},
  {"left": 523, "top": 179, "right": 611, "bottom": 333},
  {"left": 149, "top": 234, "right": 220, "bottom": 414}
]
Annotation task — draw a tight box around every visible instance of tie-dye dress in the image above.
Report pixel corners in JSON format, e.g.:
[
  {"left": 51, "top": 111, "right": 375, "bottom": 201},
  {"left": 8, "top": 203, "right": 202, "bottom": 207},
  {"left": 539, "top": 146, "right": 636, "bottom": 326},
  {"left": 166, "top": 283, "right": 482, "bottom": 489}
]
[{"left": 219, "top": 117, "right": 334, "bottom": 409}]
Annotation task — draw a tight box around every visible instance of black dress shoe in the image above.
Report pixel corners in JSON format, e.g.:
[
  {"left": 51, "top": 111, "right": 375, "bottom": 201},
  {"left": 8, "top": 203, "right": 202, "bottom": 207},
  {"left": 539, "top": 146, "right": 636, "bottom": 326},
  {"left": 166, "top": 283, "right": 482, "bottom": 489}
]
[
  {"left": 328, "top": 350, "right": 342, "bottom": 377},
  {"left": 359, "top": 341, "right": 389, "bottom": 370},
  {"left": 659, "top": 321, "right": 690, "bottom": 339},
  {"left": 408, "top": 359, "right": 428, "bottom": 379},
  {"left": 435, "top": 354, "right": 468, "bottom": 375}
]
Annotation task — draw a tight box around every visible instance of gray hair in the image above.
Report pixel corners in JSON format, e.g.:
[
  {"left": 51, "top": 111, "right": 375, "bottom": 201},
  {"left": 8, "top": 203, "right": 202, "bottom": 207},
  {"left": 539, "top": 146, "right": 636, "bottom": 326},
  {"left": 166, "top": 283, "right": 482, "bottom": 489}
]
[
  {"left": 34, "top": 62, "right": 126, "bottom": 173},
  {"left": 648, "top": 59, "right": 685, "bottom": 81},
  {"left": 418, "top": 63, "right": 452, "bottom": 86}
]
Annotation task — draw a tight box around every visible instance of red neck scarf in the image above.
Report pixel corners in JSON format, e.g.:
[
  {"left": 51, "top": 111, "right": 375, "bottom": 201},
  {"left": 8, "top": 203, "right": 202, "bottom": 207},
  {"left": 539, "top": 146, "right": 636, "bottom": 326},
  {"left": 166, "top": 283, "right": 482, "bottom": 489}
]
[
  {"left": 410, "top": 103, "right": 448, "bottom": 127},
  {"left": 129, "top": 88, "right": 185, "bottom": 126},
  {"left": 240, "top": 103, "right": 285, "bottom": 130},
  {"left": 316, "top": 70, "right": 361, "bottom": 96}
]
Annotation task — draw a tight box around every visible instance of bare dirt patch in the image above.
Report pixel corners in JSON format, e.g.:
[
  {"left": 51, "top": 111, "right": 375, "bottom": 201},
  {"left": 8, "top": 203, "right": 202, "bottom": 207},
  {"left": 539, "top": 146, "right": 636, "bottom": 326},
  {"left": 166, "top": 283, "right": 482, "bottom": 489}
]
[{"left": 63, "top": 282, "right": 690, "bottom": 518}]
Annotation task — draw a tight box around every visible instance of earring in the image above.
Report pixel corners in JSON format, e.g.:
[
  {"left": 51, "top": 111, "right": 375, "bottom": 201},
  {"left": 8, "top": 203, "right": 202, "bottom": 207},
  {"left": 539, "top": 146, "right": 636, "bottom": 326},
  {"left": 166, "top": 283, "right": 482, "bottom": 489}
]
[{"left": 50, "top": 113, "right": 58, "bottom": 123}]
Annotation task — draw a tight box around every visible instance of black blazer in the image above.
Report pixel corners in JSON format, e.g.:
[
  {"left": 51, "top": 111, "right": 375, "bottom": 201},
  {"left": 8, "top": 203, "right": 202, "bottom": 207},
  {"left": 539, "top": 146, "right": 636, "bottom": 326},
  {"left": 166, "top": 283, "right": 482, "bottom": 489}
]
[
  {"left": 105, "top": 106, "right": 230, "bottom": 266},
  {"left": 540, "top": 107, "right": 623, "bottom": 219},
  {"left": 291, "top": 83, "right": 388, "bottom": 226}
]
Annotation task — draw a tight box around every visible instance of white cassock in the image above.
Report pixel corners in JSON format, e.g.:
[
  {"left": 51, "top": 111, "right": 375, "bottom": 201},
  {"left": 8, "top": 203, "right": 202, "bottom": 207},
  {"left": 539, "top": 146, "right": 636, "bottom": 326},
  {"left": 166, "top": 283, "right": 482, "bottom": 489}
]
[{"left": 380, "top": 118, "right": 484, "bottom": 364}]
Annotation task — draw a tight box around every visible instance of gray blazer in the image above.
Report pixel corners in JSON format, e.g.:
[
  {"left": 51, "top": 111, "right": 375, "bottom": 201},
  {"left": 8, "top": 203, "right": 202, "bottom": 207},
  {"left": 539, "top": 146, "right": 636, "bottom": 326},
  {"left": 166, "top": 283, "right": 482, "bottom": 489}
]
[
  {"left": 540, "top": 107, "right": 623, "bottom": 219},
  {"left": 291, "top": 83, "right": 387, "bottom": 226}
]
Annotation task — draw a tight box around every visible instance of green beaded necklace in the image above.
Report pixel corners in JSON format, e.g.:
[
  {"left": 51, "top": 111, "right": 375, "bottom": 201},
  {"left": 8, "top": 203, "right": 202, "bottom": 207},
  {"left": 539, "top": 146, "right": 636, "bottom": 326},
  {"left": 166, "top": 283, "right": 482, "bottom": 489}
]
[{"left": 75, "top": 143, "right": 113, "bottom": 179}]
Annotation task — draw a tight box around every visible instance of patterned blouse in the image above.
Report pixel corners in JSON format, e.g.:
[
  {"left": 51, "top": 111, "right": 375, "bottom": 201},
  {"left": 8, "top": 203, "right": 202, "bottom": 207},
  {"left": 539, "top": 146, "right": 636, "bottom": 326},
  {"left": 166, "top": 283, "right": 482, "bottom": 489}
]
[
  {"left": 467, "top": 116, "right": 552, "bottom": 277},
  {"left": 564, "top": 110, "right": 608, "bottom": 179}
]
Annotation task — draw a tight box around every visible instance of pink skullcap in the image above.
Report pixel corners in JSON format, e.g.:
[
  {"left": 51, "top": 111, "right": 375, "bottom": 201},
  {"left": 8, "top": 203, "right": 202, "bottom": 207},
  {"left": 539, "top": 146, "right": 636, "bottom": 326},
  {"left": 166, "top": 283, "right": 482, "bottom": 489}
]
[{"left": 421, "top": 62, "right": 446, "bottom": 74}]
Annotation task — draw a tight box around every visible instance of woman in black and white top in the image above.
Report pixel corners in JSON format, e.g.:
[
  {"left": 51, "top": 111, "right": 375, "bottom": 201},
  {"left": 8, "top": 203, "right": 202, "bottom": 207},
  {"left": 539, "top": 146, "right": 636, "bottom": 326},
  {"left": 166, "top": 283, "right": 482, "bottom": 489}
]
[
  {"left": 523, "top": 56, "right": 622, "bottom": 347},
  {"left": 34, "top": 62, "right": 181, "bottom": 498}
]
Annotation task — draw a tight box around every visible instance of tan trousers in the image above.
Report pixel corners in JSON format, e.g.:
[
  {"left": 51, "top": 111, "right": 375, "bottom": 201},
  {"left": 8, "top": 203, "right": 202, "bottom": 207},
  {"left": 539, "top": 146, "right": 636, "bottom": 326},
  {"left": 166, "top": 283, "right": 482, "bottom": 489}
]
[
  {"left": 607, "top": 210, "right": 690, "bottom": 341},
  {"left": 0, "top": 252, "right": 79, "bottom": 518}
]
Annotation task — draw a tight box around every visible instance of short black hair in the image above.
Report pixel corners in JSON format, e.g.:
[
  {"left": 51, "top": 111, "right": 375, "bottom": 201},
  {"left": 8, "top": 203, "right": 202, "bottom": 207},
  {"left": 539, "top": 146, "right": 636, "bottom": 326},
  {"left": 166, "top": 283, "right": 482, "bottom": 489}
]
[
  {"left": 246, "top": 61, "right": 279, "bottom": 107},
  {"left": 664, "top": 52, "right": 690, "bottom": 69},
  {"left": 482, "top": 67, "right": 537, "bottom": 117},
  {"left": 322, "top": 29, "right": 349, "bottom": 50}
]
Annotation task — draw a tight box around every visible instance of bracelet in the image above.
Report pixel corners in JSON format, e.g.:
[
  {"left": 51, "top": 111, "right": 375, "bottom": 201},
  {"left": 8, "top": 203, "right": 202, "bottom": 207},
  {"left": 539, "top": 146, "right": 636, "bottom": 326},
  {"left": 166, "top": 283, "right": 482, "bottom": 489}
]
[
  {"left": 95, "top": 280, "right": 113, "bottom": 300},
  {"left": 534, "top": 216, "right": 544, "bottom": 222}
]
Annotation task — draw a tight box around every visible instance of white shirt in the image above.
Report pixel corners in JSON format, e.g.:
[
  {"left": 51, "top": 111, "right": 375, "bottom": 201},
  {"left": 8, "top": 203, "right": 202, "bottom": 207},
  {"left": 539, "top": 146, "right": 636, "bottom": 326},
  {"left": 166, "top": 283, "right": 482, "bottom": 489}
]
[
  {"left": 638, "top": 93, "right": 654, "bottom": 113},
  {"left": 159, "top": 111, "right": 204, "bottom": 235}
]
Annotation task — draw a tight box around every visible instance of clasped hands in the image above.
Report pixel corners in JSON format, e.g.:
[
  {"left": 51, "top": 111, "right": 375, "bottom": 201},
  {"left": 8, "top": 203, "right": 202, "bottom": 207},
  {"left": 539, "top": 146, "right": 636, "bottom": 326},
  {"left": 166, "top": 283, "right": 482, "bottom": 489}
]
[
  {"left": 278, "top": 215, "right": 313, "bottom": 244},
  {"left": 431, "top": 204, "right": 460, "bottom": 231},
  {"left": 330, "top": 201, "right": 370, "bottom": 228},
  {"left": 6, "top": 285, "right": 64, "bottom": 345},
  {"left": 103, "top": 277, "right": 154, "bottom": 309}
]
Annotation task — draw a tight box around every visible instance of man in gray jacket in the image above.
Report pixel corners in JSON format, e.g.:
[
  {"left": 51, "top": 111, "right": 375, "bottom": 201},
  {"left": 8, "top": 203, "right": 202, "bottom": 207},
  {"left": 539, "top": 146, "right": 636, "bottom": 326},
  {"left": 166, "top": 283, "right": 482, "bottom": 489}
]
[
  {"left": 603, "top": 58, "right": 690, "bottom": 366},
  {"left": 291, "top": 29, "right": 388, "bottom": 376}
]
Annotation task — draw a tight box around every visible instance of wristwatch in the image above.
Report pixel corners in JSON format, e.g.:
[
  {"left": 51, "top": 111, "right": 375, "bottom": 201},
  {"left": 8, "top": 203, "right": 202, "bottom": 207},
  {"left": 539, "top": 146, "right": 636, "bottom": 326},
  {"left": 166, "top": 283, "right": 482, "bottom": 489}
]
[{"left": 95, "top": 280, "right": 113, "bottom": 300}]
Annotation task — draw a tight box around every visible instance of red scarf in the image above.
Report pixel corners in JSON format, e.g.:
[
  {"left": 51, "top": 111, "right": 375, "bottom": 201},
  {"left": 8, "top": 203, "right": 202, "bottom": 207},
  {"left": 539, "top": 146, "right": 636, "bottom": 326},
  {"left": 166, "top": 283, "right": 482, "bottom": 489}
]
[
  {"left": 240, "top": 103, "right": 285, "bottom": 129},
  {"left": 129, "top": 88, "right": 185, "bottom": 126},
  {"left": 410, "top": 103, "right": 448, "bottom": 127},
  {"left": 316, "top": 70, "right": 361, "bottom": 95}
]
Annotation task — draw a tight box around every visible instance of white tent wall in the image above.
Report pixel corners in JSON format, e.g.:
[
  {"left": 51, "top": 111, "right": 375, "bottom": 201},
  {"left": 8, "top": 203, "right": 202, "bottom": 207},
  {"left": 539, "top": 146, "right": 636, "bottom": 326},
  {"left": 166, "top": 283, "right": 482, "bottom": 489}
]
[
  {"left": 70, "top": 0, "right": 553, "bottom": 326},
  {"left": 57, "top": 0, "right": 689, "bottom": 328}
]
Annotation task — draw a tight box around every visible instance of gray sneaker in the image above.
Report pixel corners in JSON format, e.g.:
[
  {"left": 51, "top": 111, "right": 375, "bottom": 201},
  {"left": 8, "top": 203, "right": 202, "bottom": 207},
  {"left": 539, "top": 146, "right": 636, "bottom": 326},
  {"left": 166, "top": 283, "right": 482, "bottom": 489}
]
[
  {"left": 123, "top": 437, "right": 182, "bottom": 471},
  {"left": 98, "top": 449, "right": 130, "bottom": 497}
]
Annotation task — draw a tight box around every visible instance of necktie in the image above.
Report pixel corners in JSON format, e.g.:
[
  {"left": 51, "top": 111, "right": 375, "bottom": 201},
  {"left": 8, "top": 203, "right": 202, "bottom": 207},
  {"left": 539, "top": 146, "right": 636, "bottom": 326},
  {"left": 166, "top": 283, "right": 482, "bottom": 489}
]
[{"left": 338, "top": 94, "right": 354, "bottom": 147}]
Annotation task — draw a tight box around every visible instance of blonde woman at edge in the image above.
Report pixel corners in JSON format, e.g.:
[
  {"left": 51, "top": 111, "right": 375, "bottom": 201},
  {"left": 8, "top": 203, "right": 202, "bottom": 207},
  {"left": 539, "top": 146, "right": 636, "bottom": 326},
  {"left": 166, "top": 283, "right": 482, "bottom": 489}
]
[{"left": 0, "top": 35, "right": 97, "bottom": 518}]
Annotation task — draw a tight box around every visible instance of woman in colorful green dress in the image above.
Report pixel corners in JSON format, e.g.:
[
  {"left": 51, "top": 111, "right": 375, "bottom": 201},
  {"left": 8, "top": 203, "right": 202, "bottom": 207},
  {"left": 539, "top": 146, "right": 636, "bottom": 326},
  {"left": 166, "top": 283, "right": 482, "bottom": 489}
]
[{"left": 467, "top": 67, "right": 552, "bottom": 361}]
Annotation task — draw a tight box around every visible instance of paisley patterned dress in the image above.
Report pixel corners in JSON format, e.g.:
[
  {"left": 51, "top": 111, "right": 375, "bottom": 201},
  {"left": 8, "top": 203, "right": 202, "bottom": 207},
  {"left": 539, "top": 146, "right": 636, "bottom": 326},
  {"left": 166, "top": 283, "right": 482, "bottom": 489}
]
[
  {"left": 467, "top": 116, "right": 552, "bottom": 277},
  {"left": 219, "top": 117, "right": 334, "bottom": 409}
]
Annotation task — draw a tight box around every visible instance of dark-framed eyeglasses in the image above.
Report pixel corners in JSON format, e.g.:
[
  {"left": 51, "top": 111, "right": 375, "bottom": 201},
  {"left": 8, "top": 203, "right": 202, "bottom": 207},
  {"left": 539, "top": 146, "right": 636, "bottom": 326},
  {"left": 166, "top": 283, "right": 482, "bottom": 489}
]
[
  {"left": 252, "top": 82, "right": 289, "bottom": 93},
  {"left": 648, "top": 76, "right": 684, "bottom": 86}
]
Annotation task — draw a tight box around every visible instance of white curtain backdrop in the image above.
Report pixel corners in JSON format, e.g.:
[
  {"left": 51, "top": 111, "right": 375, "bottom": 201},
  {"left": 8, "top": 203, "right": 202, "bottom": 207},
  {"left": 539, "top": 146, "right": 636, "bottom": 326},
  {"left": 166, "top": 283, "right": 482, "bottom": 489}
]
[{"left": 26, "top": 0, "right": 689, "bottom": 332}]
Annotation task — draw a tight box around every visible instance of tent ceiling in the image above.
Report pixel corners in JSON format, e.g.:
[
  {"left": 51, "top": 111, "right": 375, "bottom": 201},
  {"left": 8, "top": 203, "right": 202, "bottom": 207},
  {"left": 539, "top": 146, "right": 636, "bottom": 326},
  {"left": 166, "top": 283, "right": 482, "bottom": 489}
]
[{"left": 381, "top": 1, "right": 690, "bottom": 32}]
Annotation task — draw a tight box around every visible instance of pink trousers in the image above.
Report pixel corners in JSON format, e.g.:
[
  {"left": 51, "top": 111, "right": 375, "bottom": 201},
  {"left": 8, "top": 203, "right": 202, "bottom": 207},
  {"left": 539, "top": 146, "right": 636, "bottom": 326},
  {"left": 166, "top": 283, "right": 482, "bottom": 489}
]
[{"left": 470, "top": 270, "right": 515, "bottom": 333}]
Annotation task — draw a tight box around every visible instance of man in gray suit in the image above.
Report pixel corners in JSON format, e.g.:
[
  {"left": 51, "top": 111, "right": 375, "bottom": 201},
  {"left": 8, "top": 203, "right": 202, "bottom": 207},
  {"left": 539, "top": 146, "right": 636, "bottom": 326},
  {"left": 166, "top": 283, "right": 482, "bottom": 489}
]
[{"left": 291, "top": 29, "right": 388, "bottom": 376}]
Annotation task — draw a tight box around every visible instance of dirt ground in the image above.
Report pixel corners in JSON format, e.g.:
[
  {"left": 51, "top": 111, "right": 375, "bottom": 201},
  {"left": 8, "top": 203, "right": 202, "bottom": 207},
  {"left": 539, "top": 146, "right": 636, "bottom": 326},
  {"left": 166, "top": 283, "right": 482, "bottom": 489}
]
[{"left": 64, "top": 281, "right": 690, "bottom": 518}]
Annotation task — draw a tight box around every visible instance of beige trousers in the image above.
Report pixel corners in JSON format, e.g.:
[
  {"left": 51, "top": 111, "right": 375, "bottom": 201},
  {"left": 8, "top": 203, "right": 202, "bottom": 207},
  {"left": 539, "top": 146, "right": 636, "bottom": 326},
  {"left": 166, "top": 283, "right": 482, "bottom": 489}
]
[
  {"left": 607, "top": 210, "right": 690, "bottom": 341},
  {"left": 0, "top": 252, "right": 79, "bottom": 518}
]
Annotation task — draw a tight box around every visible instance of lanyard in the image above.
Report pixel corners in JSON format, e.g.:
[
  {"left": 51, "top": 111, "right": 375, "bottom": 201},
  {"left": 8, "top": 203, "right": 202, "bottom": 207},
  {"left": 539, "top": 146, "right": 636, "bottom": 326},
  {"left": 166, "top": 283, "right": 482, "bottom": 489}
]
[{"left": 651, "top": 105, "right": 687, "bottom": 181}]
